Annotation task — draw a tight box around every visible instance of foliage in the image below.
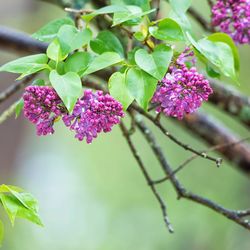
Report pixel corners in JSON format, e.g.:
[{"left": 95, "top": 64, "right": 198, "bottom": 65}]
[
  {"left": 0, "top": 184, "right": 42, "bottom": 246},
  {"left": 0, "top": 0, "right": 248, "bottom": 246}
]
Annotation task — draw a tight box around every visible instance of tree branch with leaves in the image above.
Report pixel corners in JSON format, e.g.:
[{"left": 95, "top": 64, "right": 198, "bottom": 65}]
[{"left": 0, "top": 0, "right": 250, "bottom": 246}]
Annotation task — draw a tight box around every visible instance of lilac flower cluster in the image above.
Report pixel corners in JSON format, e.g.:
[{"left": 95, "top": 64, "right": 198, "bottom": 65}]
[
  {"left": 23, "top": 87, "right": 124, "bottom": 143},
  {"left": 23, "top": 86, "right": 64, "bottom": 136},
  {"left": 62, "top": 90, "right": 124, "bottom": 143},
  {"left": 211, "top": 0, "right": 250, "bottom": 44},
  {"left": 152, "top": 48, "right": 213, "bottom": 120}
]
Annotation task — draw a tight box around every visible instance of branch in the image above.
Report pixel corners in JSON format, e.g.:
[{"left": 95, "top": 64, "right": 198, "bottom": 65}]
[
  {"left": 130, "top": 104, "right": 222, "bottom": 166},
  {"left": 0, "top": 75, "right": 36, "bottom": 104},
  {"left": 209, "top": 79, "right": 250, "bottom": 128},
  {"left": 119, "top": 121, "right": 174, "bottom": 233},
  {"left": 0, "top": 101, "right": 19, "bottom": 124},
  {"left": 181, "top": 111, "right": 250, "bottom": 173},
  {"left": 187, "top": 8, "right": 214, "bottom": 32},
  {"left": 0, "top": 26, "right": 47, "bottom": 55},
  {"left": 135, "top": 116, "right": 250, "bottom": 231},
  {"left": 153, "top": 137, "right": 250, "bottom": 185}
]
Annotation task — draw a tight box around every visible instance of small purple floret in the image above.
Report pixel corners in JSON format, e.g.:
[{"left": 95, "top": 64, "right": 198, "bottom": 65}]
[{"left": 211, "top": 0, "right": 250, "bottom": 44}]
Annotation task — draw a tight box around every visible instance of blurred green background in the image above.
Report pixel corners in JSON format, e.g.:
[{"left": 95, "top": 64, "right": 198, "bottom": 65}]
[{"left": 0, "top": 1, "right": 250, "bottom": 249}]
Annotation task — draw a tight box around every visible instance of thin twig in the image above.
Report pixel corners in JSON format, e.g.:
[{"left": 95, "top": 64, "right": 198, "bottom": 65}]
[
  {"left": 131, "top": 105, "right": 222, "bottom": 166},
  {"left": 0, "top": 75, "right": 36, "bottom": 105},
  {"left": 120, "top": 121, "right": 174, "bottom": 233},
  {"left": 135, "top": 116, "right": 250, "bottom": 231},
  {"left": 0, "top": 101, "right": 19, "bottom": 125},
  {"left": 153, "top": 137, "right": 250, "bottom": 185},
  {"left": 187, "top": 7, "right": 214, "bottom": 32}
]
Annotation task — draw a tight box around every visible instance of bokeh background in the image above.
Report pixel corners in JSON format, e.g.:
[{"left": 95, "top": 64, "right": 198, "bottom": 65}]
[{"left": 0, "top": 1, "right": 250, "bottom": 249}]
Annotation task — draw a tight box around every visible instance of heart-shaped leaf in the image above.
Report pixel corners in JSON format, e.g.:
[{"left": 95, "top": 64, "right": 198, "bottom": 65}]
[
  {"left": 149, "top": 18, "right": 185, "bottom": 41},
  {"left": 90, "top": 30, "right": 124, "bottom": 57},
  {"left": 126, "top": 68, "right": 158, "bottom": 110},
  {"left": 46, "top": 38, "right": 67, "bottom": 62},
  {"left": 135, "top": 44, "right": 173, "bottom": 80},
  {"left": 64, "top": 52, "right": 93, "bottom": 76},
  {"left": 57, "top": 25, "right": 92, "bottom": 54},
  {"left": 108, "top": 72, "right": 134, "bottom": 110},
  {"left": 49, "top": 70, "right": 82, "bottom": 112}
]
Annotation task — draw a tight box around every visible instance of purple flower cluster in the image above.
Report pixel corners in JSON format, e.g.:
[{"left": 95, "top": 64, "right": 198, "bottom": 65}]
[
  {"left": 23, "top": 86, "right": 63, "bottom": 136},
  {"left": 23, "top": 86, "right": 124, "bottom": 143},
  {"left": 62, "top": 90, "right": 124, "bottom": 143},
  {"left": 152, "top": 48, "right": 213, "bottom": 120},
  {"left": 211, "top": 0, "right": 250, "bottom": 44}
]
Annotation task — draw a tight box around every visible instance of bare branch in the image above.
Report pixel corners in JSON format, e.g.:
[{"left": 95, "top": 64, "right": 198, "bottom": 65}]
[
  {"left": 0, "top": 26, "right": 47, "bottom": 55},
  {"left": 0, "top": 101, "right": 19, "bottom": 124},
  {"left": 181, "top": 111, "right": 250, "bottom": 173},
  {"left": 131, "top": 104, "right": 222, "bottom": 166},
  {"left": 153, "top": 137, "right": 250, "bottom": 185},
  {"left": 119, "top": 121, "right": 174, "bottom": 233},
  {"left": 209, "top": 79, "right": 250, "bottom": 128},
  {"left": 135, "top": 115, "right": 250, "bottom": 231},
  {"left": 0, "top": 75, "right": 36, "bottom": 105},
  {"left": 187, "top": 8, "right": 214, "bottom": 32}
]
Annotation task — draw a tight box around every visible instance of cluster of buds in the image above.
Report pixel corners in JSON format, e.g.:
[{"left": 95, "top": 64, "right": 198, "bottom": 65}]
[
  {"left": 211, "top": 0, "right": 250, "bottom": 44},
  {"left": 23, "top": 87, "right": 124, "bottom": 143},
  {"left": 151, "top": 48, "right": 213, "bottom": 119}
]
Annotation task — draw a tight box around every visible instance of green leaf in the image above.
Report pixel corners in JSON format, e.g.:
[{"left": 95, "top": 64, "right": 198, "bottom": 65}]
[
  {"left": 0, "top": 220, "right": 4, "bottom": 247},
  {"left": 0, "top": 184, "right": 43, "bottom": 227},
  {"left": 168, "top": 0, "right": 192, "bottom": 34},
  {"left": 82, "top": 5, "right": 128, "bottom": 22},
  {"left": 126, "top": 68, "right": 158, "bottom": 110},
  {"left": 133, "top": 31, "right": 146, "bottom": 41},
  {"left": 187, "top": 33, "right": 238, "bottom": 82},
  {"left": 15, "top": 99, "right": 24, "bottom": 118},
  {"left": 0, "top": 194, "right": 42, "bottom": 227},
  {"left": 111, "top": 0, "right": 150, "bottom": 11},
  {"left": 108, "top": 72, "right": 134, "bottom": 110},
  {"left": 0, "top": 54, "right": 49, "bottom": 78},
  {"left": 206, "top": 64, "right": 220, "bottom": 79},
  {"left": 82, "top": 52, "right": 123, "bottom": 76},
  {"left": 112, "top": 7, "right": 155, "bottom": 26},
  {"left": 149, "top": 18, "right": 185, "bottom": 41},
  {"left": 207, "top": 33, "right": 240, "bottom": 73},
  {"left": 64, "top": 52, "right": 93, "bottom": 75},
  {"left": 0, "top": 185, "right": 31, "bottom": 210},
  {"left": 169, "top": 0, "right": 192, "bottom": 13},
  {"left": 0, "top": 185, "right": 23, "bottom": 193},
  {"left": 128, "top": 47, "right": 140, "bottom": 65},
  {"left": 16, "top": 205, "right": 43, "bottom": 226},
  {"left": 32, "top": 79, "right": 45, "bottom": 86},
  {"left": 0, "top": 195, "right": 18, "bottom": 225},
  {"left": 135, "top": 44, "right": 173, "bottom": 80},
  {"left": 199, "top": 39, "right": 237, "bottom": 82},
  {"left": 47, "top": 38, "right": 67, "bottom": 62},
  {"left": 49, "top": 70, "right": 82, "bottom": 112},
  {"left": 90, "top": 30, "right": 124, "bottom": 57},
  {"left": 32, "top": 18, "right": 74, "bottom": 42},
  {"left": 57, "top": 25, "right": 92, "bottom": 54}
]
